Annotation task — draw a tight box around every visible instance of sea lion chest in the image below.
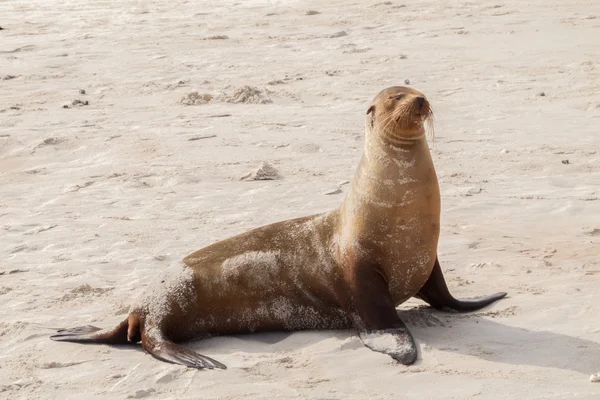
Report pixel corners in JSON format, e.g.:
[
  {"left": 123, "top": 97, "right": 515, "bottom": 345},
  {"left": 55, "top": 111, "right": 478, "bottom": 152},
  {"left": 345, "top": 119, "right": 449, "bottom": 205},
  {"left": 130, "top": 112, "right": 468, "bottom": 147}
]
[
  {"left": 342, "top": 146, "right": 441, "bottom": 306},
  {"left": 365, "top": 181, "right": 440, "bottom": 305}
]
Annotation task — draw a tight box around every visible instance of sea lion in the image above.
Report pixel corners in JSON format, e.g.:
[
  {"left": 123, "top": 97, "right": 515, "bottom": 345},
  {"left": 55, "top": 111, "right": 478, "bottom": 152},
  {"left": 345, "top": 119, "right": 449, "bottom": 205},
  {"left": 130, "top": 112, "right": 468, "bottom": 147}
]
[{"left": 51, "top": 86, "right": 507, "bottom": 369}]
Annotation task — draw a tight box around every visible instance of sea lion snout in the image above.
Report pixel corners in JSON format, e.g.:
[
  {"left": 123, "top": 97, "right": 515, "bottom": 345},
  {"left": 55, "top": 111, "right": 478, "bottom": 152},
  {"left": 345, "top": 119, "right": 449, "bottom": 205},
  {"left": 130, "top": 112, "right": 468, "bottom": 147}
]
[{"left": 415, "top": 96, "right": 425, "bottom": 107}]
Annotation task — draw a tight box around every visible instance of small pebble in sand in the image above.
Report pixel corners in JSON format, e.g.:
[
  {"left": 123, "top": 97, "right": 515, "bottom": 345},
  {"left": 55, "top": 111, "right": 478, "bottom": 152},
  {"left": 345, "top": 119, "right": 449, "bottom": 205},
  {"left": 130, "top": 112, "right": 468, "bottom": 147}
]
[
  {"left": 128, "top": 388, "right": 156, "bottom": 398},
  {"left": 561, "top": 159, "right": 570, "bottom": 165},
  {"left": 465, "top": 187, "right": 482, "bottom": 196},
  {"left": 203, "top": 35, "right": 229, "bottom": 40},
  {"left": 306, "top": 10, "right": 320, "bottom": 15},
  {"left": 63, "top": 99, "right": 89, "bottom": 108},
  {"left": 41, "top": 137, "right": 64, "bottom": 146},
  {"left": 324, "top": 187, "right": 342, "bottom": 195},
  {"left": 329, "top": 31, "right": 348, "bottom": 38},
  {"left": 404, "top": 79, "right": 410, "bottom": 85},
  {"left": 188, "top": 134, "right": 217, "bottom": 141},
  {"left": 590, "top": 373, "right": 600, "bottom": 382},
  {"left": 241, "top": 162, "right": 280, "bottom": 181},
  {"left": 537, "top": 92, "right": 546, "bottom": 97},
  {"left": 500, "top": 149, "right": 509, "bottom": 153},
  {"left": 79, "top": 89, "right": 86, "bottom": 95}
]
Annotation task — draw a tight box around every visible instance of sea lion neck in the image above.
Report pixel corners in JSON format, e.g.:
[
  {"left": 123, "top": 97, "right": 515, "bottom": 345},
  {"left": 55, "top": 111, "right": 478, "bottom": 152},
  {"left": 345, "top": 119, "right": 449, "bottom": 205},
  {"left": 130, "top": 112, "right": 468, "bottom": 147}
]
[
  {"left": 337, "top": 131, "right": 435, "bottom": 219},
  {"left": 368, "top": 126, "right": 427, "bottom": 157}
]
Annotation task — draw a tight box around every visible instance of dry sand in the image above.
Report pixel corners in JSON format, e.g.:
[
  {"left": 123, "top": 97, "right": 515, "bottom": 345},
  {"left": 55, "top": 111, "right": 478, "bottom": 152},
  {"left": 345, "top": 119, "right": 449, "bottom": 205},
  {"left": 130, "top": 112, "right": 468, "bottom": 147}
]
[{"left": 1, "top": 0, "right": 600, "bottom": 399}]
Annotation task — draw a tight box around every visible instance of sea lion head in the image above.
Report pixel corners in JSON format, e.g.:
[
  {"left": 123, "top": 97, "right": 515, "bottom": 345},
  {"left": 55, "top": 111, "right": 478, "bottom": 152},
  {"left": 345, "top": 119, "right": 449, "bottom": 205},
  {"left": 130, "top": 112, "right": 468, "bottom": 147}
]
[{"left": 366, "top": 86, "right": 433, "bottom": 145}]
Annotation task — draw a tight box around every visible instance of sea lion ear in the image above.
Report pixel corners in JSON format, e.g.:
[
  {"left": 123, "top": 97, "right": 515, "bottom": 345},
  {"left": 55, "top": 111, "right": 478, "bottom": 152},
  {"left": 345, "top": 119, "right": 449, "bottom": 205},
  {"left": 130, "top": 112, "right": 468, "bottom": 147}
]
[{"left": 366, "top": 105, "right": 375, "bottom": 115}]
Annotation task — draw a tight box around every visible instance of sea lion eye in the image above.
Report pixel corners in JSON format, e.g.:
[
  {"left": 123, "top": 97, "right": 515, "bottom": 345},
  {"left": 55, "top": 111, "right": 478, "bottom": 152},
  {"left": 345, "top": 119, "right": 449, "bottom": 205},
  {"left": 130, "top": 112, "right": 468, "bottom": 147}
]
[{"left": 394, "top": 95, "right": 405, "bottom": 100}]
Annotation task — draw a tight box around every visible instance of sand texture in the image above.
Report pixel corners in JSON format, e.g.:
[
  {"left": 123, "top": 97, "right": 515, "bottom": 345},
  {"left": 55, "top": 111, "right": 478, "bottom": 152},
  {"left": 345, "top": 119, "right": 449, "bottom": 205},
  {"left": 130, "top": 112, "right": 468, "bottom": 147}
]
[{"left": 1, "top": 0, "right": 600, "bottom": 399}]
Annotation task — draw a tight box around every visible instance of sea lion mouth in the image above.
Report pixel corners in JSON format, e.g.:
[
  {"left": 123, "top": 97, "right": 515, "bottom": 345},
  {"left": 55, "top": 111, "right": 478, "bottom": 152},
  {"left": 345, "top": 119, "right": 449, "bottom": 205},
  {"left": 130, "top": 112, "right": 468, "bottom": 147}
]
[
  {"left": 385, "top": 101, "right": 434, "bottom": 144},
  {"left": 392, "top": 106, "right": 432, "bottom": 128}
]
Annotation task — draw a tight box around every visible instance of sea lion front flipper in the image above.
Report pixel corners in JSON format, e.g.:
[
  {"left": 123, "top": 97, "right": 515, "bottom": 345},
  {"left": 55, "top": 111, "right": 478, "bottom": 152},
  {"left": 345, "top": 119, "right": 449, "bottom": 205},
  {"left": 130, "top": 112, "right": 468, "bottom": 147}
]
[
  {"left": 141, "top": 328, "right": 226, "bottom": 370},
  {"left": 343, "top": 263, "right": 418, "bottom": 365},
  {"left": 358, "top": 326, "right": 417, "bottom": 365},
  {"left": 415, "top": 257, "right": 507, "bottom": 312}
]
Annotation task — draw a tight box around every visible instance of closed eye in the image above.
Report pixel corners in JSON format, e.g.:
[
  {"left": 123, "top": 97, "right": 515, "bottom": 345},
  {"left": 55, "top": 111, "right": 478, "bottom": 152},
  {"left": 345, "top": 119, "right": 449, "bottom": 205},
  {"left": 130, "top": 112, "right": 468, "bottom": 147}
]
[{"left": 391, "top": 95, "right": 404, "bottom": 100}]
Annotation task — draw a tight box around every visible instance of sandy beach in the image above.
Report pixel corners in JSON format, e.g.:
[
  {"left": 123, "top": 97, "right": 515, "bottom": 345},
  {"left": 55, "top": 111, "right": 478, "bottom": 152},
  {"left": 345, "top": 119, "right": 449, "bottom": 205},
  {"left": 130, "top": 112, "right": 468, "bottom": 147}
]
[{"left": 1, "top": 0, "right": 600, "bottom": 398}]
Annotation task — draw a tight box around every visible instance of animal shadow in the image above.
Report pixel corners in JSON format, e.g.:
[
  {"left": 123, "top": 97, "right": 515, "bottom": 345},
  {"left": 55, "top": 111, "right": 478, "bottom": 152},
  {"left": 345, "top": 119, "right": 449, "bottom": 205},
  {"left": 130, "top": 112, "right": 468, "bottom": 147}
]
[{"left": 403, "top": 307, "right": 599, "bottom": 375}]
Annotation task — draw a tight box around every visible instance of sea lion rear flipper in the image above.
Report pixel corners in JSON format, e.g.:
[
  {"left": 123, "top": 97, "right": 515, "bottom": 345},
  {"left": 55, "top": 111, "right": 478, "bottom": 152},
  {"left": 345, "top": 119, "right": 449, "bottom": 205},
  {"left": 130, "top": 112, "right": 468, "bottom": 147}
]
[
  {"left": 416, "top": 257, "right": 507, "bottom": 312},
  {"left": 141, "top": 329, "right": 226, "bottom": 370},
  {"left": 50, "top": 319, "right": 130, "bottom": 344},
  {"left": 343, "top": 262, "right": 418, "bottom": 365},
  {"left": 51, "top": 325, "right": 104, "bottom": 341}
]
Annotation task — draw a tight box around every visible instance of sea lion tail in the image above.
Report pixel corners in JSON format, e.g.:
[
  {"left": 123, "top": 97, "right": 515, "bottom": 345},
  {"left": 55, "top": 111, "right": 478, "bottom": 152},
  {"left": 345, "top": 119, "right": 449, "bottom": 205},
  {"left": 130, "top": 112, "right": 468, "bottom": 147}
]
[
  {"left": 50, "top": 314, "right": 141, "bottom": 345},
  {"left": 141, "top": 327, "right": 226, "bottom": 370}
]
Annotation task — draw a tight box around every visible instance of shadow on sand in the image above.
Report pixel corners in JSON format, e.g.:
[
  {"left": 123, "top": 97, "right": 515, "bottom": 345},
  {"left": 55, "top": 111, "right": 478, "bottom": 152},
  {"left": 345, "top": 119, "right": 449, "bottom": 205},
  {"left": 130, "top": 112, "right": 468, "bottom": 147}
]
[
  {"left": 190, "top": 307, "right": 599, "bottom": 376},
  {"left": 400, "top": 308, "right": 599, "bottom": 375},
  {"left": 74, "top": 304, "right": 596, "bottom": 375}
]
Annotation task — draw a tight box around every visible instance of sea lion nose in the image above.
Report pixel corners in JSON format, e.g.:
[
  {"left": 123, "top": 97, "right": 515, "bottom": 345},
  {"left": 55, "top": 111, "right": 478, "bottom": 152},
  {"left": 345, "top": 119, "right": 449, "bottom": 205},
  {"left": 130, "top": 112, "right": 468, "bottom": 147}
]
[{"left": 415, "top": 96, "right": 425, "bottom": 107}]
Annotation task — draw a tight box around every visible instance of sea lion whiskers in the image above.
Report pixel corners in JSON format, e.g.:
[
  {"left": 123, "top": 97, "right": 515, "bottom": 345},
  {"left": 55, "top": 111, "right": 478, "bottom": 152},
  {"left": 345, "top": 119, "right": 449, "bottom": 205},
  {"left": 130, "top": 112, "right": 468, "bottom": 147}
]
[
  {"left": 375, "top": 112, "right": 399, "bottom": 139},
  {"left": 425, "top": 109, "right": 435, "bottom": 145}
]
